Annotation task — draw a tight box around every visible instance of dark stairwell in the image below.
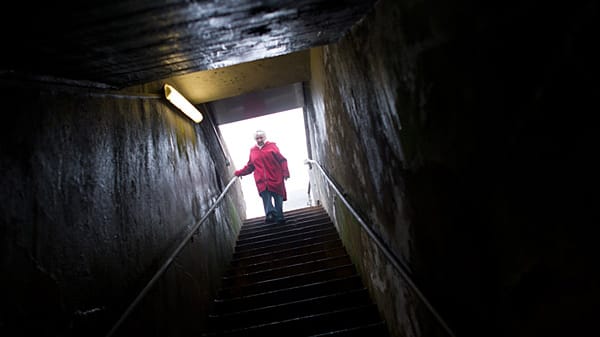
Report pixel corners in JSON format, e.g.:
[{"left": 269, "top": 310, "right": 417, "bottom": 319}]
[
  {"left": 203, "top": 206, "right": 389, "bottom": 336},
  {"left": 1, "top": 1, "right": 599, "bottom": 337}
]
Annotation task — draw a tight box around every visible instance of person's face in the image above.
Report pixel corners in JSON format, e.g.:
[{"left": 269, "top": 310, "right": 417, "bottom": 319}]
[{"left": 255, "top": 135, "right": 265, "bottom": 146}]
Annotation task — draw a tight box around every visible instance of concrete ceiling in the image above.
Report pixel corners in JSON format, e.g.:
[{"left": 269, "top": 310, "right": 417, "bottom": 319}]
[
  {"left": 1, "top": 0, "right": 376, "bottom": 104},
  {"left": 135, "top": 49, "right": 310, "bottom": 104}
]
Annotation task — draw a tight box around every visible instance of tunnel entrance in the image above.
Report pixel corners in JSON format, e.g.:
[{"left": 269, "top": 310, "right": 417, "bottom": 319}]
[
  {"left": 219, "top": 108, "right": 309, "bottom": 218},
  {"left": 218, "top": 107, "right": 310, "bottom": 219},
  {"left": 210, "top": 82, "right": 309, "bottom": 219}
]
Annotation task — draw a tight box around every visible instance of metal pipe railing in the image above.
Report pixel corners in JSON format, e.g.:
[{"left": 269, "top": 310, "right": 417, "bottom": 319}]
[
  {"left": 202, "top": 105, "right": 230, "bottom": 167},
  {"left": 105, "top": 176, "right": 239, "bottom": 337},
  {"left": 304, "top": 159, "right": 456, "bottom": 337}
]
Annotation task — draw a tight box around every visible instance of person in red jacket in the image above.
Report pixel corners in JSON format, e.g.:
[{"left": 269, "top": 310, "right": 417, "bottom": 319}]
[{"left": 234, "top": 130, "right": 290, "bottom": 224}]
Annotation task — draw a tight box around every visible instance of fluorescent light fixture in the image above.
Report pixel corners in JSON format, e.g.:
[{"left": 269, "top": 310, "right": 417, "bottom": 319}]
[{"left": 164, "top": 84, "right": 203, "bottom": 123}]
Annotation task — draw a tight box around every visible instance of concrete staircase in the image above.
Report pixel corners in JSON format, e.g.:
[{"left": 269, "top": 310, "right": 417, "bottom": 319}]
[{"left": 203, "top": 205, "right": 389, "bottom": 336}]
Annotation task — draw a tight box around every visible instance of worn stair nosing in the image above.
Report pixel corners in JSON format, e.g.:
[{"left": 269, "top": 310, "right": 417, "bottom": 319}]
[
  {"left": 218, "top": 263, "right": 357, "bottom": 297},
  {"left": 232, "top": 233, "right": 341, "bottom": 258},
  {"left": 231, "top": 239, "right": 343, "bottom": 265},
  {"left": 241, "top": 208, "right": 327, "bottom": 226},
  {"left": 234, "top": 227, "right": 338, "bottom": 251},
  {"left": 236, "top": 221, "right": 334, "bottom": 245},
  {"left": 214, "top": 275, "right": 363, "bottom": 303},
  {"left": 307, "top": 321, "right": 389, "bottom": 337},
  {"left": 211, "top": 287, "right": 369, "bottom": 319},
  {"left": 225, "top": 247, "right": 348, "bottom": 276},
  {"left": 212, "top": 303, "right": 380, "bottom": 335},
  {"left": 221, "top": 255, "right": 352, "bottom": 287},
  {"left": 240, "top": 211, "right": 329, "bottom": 229},
  {"left": 240, "top": 217, "right": 331, "bottom": 234},
  {"left": 204, "top": 206, "right": 389, "bottom": 336}
]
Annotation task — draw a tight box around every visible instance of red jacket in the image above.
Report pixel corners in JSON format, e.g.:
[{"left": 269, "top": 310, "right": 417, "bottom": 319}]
[{"left": 234, "top": 141, "right": 290, "bottom": 200}]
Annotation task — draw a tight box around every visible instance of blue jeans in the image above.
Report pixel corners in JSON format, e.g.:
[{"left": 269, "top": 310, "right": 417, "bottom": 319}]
[{"left": 260, "top": 190, "right": 284, "bottom": 222}]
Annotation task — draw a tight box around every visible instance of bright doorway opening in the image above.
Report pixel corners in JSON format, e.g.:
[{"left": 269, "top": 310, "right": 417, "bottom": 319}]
[{"left": 219, "top": 107, "right": 310, "bottom": 219}]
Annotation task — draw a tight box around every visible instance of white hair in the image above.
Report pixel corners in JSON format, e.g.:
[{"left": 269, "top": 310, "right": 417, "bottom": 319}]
[{"left": 254, "top": 129, "right": 266, "bottom": 139}]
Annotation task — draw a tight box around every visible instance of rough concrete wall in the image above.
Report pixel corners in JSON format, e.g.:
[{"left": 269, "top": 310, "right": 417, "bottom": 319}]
[
  {"left": 306, "top": 1, "right": 598, "bottom": 337},
  {"left": 0, "top": 82, "right": 245, "bottom": 336}
]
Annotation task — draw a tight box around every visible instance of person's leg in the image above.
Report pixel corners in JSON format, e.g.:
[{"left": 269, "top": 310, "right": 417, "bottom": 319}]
[
  {"left": 273, "top": 193, "right": 285, "bottom": 223},
  {"left": 260, "top": 191, "right": 276, "bottom": 222}
]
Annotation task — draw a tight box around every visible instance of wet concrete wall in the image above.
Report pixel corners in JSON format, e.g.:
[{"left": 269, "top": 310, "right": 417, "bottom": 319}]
[
  {"left": 0, "top": 82, "right": 245, "bottom": 336},
  {"left": 305, "top": 0, "right": 598, "bottom": 337}
]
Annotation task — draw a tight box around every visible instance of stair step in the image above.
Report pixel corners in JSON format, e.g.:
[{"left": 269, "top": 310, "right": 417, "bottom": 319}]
[
  {"left": 241, "top": 207, "right": 327, "bottom": 229},
  {"left": 230, "top": 239, "right": 343, "bottom": 267},
  {"left": 225, "top": 246, "right": 348, "bottom": 277},
  {"left": 218, "top": 264, "right": 358, "bottom": 299},
  {"left": 236, "top": 220, "right": 333, "bottom": 246},
  {"left": 203, "top": 206, "right": 389, "bottom": 336},
  {"left": 307, "top": 321, "right": 390, "bottom": 337},
  {"left": 210, "top": 288, "right": 372, "bottom": 330},
  {"left": 234, "top": 226, "right": 338, "bottom": 253},
  {"left": 208, "top": 304, "right": 382, "bottom": 337},
  {"left": 232, "top": 233, "right": 341, "bottom": 260},
  {"left": 214, "top": 275, "right": 364, "bottom": 313},
  {"left": 222, "top": 255, "right": 352, "bottom": 288},
  {"left": 239, "top": 212, "right": 330, "bottom": 238}
]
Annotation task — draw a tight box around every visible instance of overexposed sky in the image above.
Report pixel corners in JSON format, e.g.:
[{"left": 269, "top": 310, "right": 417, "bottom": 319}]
[{"left": 218, "top": 108, "right": 310, "bottom": 219}]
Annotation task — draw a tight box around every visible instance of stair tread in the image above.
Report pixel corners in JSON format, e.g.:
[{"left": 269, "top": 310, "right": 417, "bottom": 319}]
[
  {"left": 230, "top": 239, "right": 343, "bottom": 265},
  {"left": 222, "top": 255, "right": 352, "bottom": 287},
  {"left": 238, "top": 213, "right": 330, "bottom": 235},
  {"left": 307, "top": 321, "right": 390, "bottom": 337},
  {"left": 212, "top": 304, "right": 381, "bottom": 336},
  {"left": 236, "top": 221, "right": 334, "bottom": 245},
  {"left": 204, "top": 206, "right": 388, "bottom": 336},
  {"left": 210, "top": 288, "right": 368, "bottom": 318},
  {"left": 209, "top": 288, "right": 373, "bottom": 330},
  {"left": 214, "top": 275, "right": 364, "bottom": 309},
  {"left": 218, "top": 264, "right": 358, "bottom": 298},
  {"left": 225, "top": 246, "right": 348, "bottom": 276},
  {"left": 234, "top": 227, "right": 338, "bottom": 252},
  {"left": 232, "top": 233, "right": 341, "bottom": 259}
]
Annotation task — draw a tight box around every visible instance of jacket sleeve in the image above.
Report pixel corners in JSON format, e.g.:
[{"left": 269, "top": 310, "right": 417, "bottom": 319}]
[
  {"left": 272, "top": 149, "right": 290, "bottom": 178},
  {"left": 234, "top": 156, "right": 255, "bottom": 176}
]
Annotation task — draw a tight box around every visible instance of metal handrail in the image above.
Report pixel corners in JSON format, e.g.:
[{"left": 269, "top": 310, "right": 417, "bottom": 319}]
[
  {"left": 202, "top": 105, "right": 230, "bottom": 167},
  {"left": 304, "top": 159, "right": 456, "bottom": 337},
  {"left": 105, "top": 176, "right": 239, "bottom": 337}
]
